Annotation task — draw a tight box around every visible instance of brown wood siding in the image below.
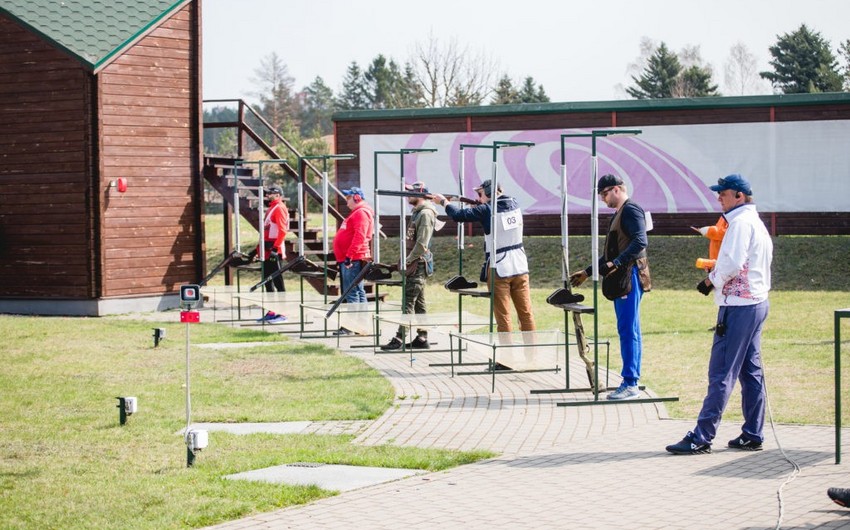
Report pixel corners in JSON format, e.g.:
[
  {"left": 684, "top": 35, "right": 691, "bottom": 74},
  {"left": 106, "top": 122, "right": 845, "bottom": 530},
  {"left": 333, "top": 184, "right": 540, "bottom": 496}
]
[
  {"left": 0, "top": 14, "right": 94, "bottom": 298},
  {"left": 97, "top": 3, "right": 201, "bottom": 297}
]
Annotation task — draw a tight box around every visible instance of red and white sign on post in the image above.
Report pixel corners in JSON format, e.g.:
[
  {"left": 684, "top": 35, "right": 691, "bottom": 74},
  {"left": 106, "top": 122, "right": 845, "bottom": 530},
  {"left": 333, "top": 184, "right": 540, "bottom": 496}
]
[{"left": 180, "top": 311, "right": 200, "bottom": 323}]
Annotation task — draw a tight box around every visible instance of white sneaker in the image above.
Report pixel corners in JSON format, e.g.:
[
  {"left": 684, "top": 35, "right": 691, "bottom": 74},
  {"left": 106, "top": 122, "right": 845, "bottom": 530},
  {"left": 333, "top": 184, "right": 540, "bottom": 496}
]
[{"left": 607, "top": 384, "right": 641, "bottom": 400}]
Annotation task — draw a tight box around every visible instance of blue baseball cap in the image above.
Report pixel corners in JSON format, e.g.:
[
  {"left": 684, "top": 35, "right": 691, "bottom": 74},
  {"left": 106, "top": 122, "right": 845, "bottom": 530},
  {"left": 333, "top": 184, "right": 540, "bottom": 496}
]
[
  {"left": 710, "top": 174, "right": 752, "bottom": 195},
  {"left": 342, "top": 187, "right": 365, "bottom": 199}
]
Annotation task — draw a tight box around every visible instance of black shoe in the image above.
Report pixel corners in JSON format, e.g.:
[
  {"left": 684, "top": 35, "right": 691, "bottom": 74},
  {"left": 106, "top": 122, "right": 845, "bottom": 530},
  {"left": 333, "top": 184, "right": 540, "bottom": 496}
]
[
  {"left": 380, "top": 337, "right": 403, "bottom": 351},
  {"left": 727, "top": 434, "right": 763, "bottom": 451},
  {"left": 406, "top": 336, "right": 430, "bottom": 350},
  {"left": 828, "top": 487, "right": 850, "bottom": 508},
  {"left": 333, "top": 327, "right": 354, "bottom": 336},
  {"left": 666, "top": 432, "right": 711, "bottom": 455},
  {"left": 445, "top": 275, "right": 478, "bottom": 291}
]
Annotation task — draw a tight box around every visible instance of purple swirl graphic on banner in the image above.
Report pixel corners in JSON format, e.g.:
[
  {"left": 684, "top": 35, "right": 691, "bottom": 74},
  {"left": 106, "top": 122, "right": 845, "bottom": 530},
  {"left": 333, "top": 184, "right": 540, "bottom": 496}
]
[{"left": 399, "top": 129, "right": 718, "bottom": 214}]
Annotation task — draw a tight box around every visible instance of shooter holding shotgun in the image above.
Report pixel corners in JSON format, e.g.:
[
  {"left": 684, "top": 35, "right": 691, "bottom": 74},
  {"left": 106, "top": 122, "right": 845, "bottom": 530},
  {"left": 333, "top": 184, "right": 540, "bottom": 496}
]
[{"left": 432, "top": 180, "right": 536, "bottom": 333}]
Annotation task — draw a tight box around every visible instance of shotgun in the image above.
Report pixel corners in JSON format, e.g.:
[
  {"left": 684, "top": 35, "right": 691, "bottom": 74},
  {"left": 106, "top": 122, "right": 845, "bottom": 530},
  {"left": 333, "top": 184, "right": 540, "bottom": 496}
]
[{"left": 375, "top": 189, "right": 481, "bottom": 206}]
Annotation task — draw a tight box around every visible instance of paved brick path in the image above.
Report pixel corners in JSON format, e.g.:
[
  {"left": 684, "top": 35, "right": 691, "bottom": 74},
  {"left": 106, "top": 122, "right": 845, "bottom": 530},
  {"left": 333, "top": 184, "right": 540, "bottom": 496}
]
[{"left": 197, "top": 310, "right": 850, "bottom": 530}]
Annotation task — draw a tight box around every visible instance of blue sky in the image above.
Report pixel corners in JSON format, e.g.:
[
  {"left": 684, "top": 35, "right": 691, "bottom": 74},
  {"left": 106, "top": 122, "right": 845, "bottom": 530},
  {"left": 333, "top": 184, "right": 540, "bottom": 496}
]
[{"left": 202, "top": 0, "right": 849, "bottom": 104}]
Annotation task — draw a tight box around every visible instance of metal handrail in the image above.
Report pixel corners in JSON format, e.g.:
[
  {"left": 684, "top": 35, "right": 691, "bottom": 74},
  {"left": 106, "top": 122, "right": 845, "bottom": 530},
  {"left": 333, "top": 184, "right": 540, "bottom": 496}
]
[{"left": 203, "top": 99, "right": 345, "bottom": 224}]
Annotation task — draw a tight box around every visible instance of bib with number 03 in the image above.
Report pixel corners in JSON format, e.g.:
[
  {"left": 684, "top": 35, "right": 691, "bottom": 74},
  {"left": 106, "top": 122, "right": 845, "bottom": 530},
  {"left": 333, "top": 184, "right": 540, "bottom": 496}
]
[{"left": 500, "top": 209, "right": 523, "bottom": 231}]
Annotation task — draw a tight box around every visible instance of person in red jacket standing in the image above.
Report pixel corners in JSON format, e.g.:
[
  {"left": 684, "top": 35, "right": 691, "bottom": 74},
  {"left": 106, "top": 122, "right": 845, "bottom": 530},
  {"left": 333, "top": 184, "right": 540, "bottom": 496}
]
[
  {"left": 257, "top": 185, "right": 289, "bottom": 323},
  {"left": 333, "top": 187, "right": 374, "bottom": 311}
]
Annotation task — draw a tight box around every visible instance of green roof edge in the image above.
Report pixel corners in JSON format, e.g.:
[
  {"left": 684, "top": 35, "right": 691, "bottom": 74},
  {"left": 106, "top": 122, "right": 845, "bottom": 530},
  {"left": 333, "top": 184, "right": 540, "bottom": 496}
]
[
  {"left": 92, "top": 0, "right": 191, "bottom": 72},
  {"left": 332, "top": 92, "right": 850, "bottom": 122},
  {"left": 0, "top": 6, "right": 96, "bottom": 69}
]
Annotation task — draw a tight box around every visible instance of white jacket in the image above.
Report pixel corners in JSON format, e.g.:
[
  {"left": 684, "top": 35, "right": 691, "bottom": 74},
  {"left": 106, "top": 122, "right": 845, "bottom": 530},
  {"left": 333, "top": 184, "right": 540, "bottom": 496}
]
[{"left": 709, "top": 203, "right": 772, "bottom": 306}]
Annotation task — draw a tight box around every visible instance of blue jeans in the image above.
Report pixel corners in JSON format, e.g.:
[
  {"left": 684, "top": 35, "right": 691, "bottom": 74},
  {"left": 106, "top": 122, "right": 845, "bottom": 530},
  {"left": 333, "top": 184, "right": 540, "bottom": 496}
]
[
  {"left": 340, "top": 261, "right": 366, "bottom": 303},
  {"left": 613, "top": 266, "right": 643, "bottom": 386},
  {"left": 693, "top": 301, "right": 769, "bottom": 445}
]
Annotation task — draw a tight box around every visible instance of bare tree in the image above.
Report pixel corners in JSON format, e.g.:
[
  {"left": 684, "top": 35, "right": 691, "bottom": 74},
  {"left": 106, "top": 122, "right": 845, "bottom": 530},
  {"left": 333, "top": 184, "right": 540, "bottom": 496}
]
[
  {"left": 615, "top": 37, "right": 658, "bottom": 97},
  {"left": 671, "top": 45, "right": 719, "bottom": 97},
  {"left": 410, "top": 33, "right": 499, "bottom": 107},
  {"left": 250, "top": 52, "right": 298, "bottom": 135},
  {"left": 724, "top": 42, "right": 770, "bottom": 95}
]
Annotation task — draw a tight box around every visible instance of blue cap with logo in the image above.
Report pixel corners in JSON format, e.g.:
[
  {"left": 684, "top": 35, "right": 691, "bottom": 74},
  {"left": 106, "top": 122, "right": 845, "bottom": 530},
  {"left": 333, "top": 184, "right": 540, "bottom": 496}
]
[
  {"left": 342, "top": 187, "right": 365, "bottom": 199},
  {"left": 710, "top": 174, "right": 752, "bottom": 195}
]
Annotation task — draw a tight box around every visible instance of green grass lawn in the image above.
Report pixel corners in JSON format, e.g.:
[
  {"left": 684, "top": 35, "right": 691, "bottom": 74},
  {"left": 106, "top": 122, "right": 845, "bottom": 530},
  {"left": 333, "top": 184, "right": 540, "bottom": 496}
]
[
  {"left": 2, "top": 216, "right": 843, "bottom": 529},
  {"left": 0, "top": 317, "right": 491, "bottom": 530}
]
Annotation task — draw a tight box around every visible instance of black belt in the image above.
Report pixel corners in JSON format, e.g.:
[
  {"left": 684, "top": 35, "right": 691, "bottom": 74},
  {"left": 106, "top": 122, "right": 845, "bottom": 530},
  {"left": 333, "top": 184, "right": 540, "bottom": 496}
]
[{"left": 485, "top": 243, "right": 524, "bottom": 259}]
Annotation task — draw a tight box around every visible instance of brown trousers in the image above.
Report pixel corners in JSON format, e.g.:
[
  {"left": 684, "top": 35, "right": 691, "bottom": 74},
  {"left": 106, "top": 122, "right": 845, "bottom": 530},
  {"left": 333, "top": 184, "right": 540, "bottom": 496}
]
[{"left": 491, "top": 272, "right": 536, "bottom": 332}]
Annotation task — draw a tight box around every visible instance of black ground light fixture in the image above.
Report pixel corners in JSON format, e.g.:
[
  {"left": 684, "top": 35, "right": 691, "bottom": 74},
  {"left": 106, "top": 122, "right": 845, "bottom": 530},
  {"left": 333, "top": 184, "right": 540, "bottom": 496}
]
[
  {"left": 116, "top": 396, "right": 137, "bottom": 425},
  {"left": 152, "top": 327, "right": 166, "bottom": 347}
]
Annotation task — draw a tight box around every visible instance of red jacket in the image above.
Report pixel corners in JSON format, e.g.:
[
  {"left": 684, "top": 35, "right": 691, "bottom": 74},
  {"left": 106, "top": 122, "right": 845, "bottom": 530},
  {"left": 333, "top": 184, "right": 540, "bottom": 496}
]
[
  {"left": 333, "top": 201, "right": 373, "bottom": 262},
  {"left": 263, "top": 198, "right": 289, "bottom": 254}
]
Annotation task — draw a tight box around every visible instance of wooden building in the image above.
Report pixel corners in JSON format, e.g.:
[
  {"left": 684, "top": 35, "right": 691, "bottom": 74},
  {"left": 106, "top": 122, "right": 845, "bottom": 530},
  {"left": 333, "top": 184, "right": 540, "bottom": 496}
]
[
  {"left": 333, "top": 94, "right": 850, "bottom": 237},
  {"left": 0, "top": 0, "right": 203, "bottom": 315}
]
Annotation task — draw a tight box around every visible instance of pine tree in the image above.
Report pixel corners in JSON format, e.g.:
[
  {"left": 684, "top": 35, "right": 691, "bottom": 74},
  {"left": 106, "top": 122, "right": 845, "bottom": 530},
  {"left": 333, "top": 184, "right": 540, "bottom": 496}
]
[
  {"left": 517, "top": 76, "right": 550, "bottom": 103},
  {"left": 760, "top": 24, "right": 843, "bottom": 94},
  {"left": 675, "top": 66, "right": 720, "bottom": 97},
  {"left": 491, "top": 75, "right": 518, "bottom": 105},
  {"left": 626, "top": 43, "right": 682, "bottom": 99},
  {"left": 838, "top": 39, "right": 850, "bottom": 91},
  {"left": 337, "top": 62, "right": 370, "bottom": 110},
  {"left": 299, "top": 76, "right": 335, "bottom": 137}
]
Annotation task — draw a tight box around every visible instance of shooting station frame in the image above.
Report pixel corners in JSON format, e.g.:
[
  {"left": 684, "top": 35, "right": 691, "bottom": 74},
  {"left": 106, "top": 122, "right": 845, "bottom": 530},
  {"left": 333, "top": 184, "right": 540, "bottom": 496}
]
[
  {"left": 296, "top": 153, "right": 358, "bottom": 339},
  {"left": 443, "top": 140, "right": 571, "bottom": 390},
  {"left": 368, "top": 148, "right": 438, "bottom": 352},
  {"left": 200, "top": 158, "right": 304, "bottom": 328},
  {"left": 552, "top": 129, "right": 678, "bottom": 407}
]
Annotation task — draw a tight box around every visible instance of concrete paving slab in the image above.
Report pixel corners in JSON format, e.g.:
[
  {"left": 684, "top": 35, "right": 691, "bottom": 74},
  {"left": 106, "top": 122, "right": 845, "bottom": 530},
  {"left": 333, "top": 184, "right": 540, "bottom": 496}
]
[
  {"left": 183, "top": 422, "right": 311, "bottom": 435},
  {"left": 195, "top": 341, "right": 288, "bottom": 350},
  {"left": 224, "top": 463, "right": 426, "bottom": 492}
]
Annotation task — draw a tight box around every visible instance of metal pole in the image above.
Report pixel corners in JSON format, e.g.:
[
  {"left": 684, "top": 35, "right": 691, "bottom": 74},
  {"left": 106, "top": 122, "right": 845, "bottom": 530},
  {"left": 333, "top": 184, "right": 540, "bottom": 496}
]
[
  {"left": 185, "top": 318, "right": 192, "bottom": 466},
  {"left": 399, "top": 151, "right": 408, "bottom": 310},
  {"left": 257, "top": 163, "right": 266, "bottom": 262},
  {"left": 373, "top": 151, "right": 382, "bottom": 265},
  {"left": 590, "top": 139, "right": 600, "bottom": 400},
  {"left": 488, "top": 146, "right": 498, "bottom": 333},
  {"left": 233, "top": 160, "right": 242, "bottom": 251},
  {"left": 458, "top": 147, "right": 465, "bottom": 332},
  {"left": 836, "top": 309, "right": 841, "bottom": 463}
]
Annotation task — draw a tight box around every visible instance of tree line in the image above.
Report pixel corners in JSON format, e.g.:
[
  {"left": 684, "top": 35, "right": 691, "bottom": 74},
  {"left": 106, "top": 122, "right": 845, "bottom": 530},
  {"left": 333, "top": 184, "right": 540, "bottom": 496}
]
[{"left": 205, "top": 24, "right": 850, "bottom": 157}]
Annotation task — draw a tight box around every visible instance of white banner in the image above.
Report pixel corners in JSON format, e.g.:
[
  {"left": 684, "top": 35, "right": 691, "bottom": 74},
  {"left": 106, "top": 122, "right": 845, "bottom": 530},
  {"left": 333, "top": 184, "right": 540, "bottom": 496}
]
[{"left": 359, "top": 120, "right": 850, "bottom": 215}]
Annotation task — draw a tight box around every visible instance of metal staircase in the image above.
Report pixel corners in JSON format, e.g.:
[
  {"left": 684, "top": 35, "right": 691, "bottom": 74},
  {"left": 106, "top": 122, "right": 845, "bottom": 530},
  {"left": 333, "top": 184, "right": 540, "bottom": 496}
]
[{"left": 201, "top": 100, "right": 380, "bottom": 299}]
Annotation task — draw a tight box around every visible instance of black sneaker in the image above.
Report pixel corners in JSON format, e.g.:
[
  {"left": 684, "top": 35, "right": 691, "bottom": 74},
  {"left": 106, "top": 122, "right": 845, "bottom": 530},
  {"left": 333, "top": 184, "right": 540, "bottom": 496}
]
[
  {"left": 666, "top": 432, "right": 711, "bottom": 455},
  {"left": 332, "top": 327, "right": 354, "bottom": 336},
  {"left": 406, "top": 336, "right": 430, "bottom": 350},
  {"left": 828, "top": 487, "right": 850, "bottom": 508},
  {"left": 380, "top": 337, "right": 403, "bottom": 351},
  {"left": 727, "top": 434, "right": 763, "bottom": 451}
]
